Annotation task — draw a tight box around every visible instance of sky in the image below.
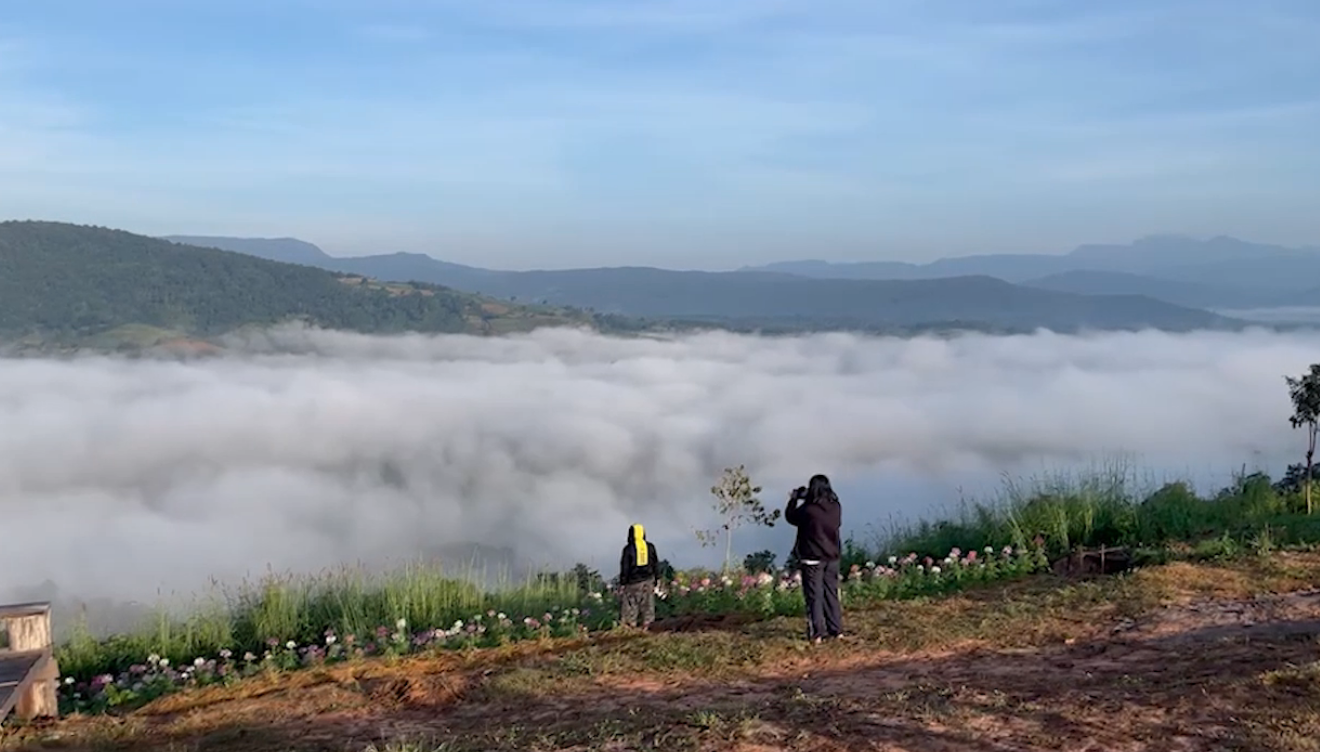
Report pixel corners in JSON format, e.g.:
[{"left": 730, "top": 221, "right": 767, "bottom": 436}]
[{"left": 2, "top": 0, "right": 1319, "bottom": 269}]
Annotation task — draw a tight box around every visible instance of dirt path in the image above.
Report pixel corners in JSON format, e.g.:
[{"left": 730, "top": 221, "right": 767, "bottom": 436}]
[{"left": 10, "top": 584, "right": 1320, "bottom": 751}]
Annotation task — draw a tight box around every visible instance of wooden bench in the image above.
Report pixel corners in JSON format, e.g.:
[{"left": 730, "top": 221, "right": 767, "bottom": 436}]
[{"left": 0, "top": 602, "right": 59, "bottom": 725}]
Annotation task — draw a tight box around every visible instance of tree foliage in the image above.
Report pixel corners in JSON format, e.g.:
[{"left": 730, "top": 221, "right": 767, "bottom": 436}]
[
  {"left": 743, "top": 550, "right": 777, "bottom": 575},
  {"left": 696, "top": 465, "right": 782, "bottom": 573},
  {"left": 1285, "top": 364, "right": 1320, "bottom": 514}
]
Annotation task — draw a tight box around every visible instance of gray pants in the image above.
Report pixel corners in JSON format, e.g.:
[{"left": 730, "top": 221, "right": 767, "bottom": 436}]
[{"left": 619, "top": 581, "right": 655, "bottom": 627}]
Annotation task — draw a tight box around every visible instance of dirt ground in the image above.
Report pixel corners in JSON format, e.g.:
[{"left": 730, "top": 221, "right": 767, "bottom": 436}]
[{"left": 6, "top": 556, "right": 1320, "bottom": 752}]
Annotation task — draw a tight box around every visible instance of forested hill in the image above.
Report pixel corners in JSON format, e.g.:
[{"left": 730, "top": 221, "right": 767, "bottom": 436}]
[{"left": 0, "top": 221, "right": 609, "bottom": 348}]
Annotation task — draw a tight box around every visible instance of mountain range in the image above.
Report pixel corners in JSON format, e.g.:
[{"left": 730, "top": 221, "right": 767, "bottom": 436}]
[
  {"left": 167, "top": 233, "right": 1320, "bottom": 317},
  {"left": 163, "top": 234, "right": 1256, "bottom": 335},
  {"left": 740, "top": 235, "right": 1320, "bottom": 312},
  {"left": 2, "top": 221, "right": 1309, "bottom": 355}
]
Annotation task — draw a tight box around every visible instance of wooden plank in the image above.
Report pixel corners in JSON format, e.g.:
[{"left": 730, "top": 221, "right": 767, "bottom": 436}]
[
  {"left": 0, "top": 602, "right": 58, "bottom": 724},
  {"left": 0, "top": 650, "right": 48, "bottom": 724},
  {"left": 4, "top": 614, "right": 52, "bottom": 653},
  {"left": 16, "top": 653, "right": 58, "bottom": 720},
  {"left": 0, "top": 603, "right": 50, "bottom": 621}
]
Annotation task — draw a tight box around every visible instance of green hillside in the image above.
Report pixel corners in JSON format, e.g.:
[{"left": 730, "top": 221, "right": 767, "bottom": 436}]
[{"left": 0, "top": 221, "right": 613, "bottom": 350}]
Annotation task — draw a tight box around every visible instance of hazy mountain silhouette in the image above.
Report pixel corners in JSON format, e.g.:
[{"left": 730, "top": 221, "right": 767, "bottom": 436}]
[
  {"left": 153, "top": 233, "right": 1245, "bottom": 334},
  {"left": 744, "top": 235, "right": 1320, "bottom": 285}
]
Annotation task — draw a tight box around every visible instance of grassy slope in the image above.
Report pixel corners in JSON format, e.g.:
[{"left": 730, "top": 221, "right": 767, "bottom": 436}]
[{"left": 6, "top": 553, "right": 1320, "bottom": 751}]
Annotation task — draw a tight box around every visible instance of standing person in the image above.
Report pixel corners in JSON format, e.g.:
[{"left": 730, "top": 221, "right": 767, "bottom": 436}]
[
  {"left": 618, "top": 523, "right": 660, "bottom": 629},
  {"left": 785, "top": 474, "right": 844, "bottom": 643}
]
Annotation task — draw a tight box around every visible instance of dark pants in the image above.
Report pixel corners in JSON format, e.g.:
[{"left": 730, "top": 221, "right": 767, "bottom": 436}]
[{"left": 800, "top": 560, "right": 842, "bottom": 640}]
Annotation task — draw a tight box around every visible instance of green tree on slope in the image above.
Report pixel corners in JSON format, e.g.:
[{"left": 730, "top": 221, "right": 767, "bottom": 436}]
[{"left": 1285, "top": 364, "right": 1320, "bottom": 514}]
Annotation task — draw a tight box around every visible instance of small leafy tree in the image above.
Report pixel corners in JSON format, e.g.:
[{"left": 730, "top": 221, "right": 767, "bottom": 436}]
[
  {"left": 656, "top": 558, "right": 676, "bottom": 583},
  {"left": 743, "top": 550, "right": 777, "bottom": 575},
  {"left": 695, "top": 465, "right": 782, "bottom": 573},
  {"left": 571, "top": 563, "right": 605, "bottom": 596},
  {"left": 1286, "top": 364, "right": 1320, "bottom": 514}
]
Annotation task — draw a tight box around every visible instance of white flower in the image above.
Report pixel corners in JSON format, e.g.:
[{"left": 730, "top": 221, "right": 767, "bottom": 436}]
[
  {"left": 194, "top": 657, "right": 206, "bottom": 667},
  {"left": 219, "top": 649, "right": 233, "bottom": 659},
  {"left": 888, "top": 555, "right": 898, "bottom": 564},
  {"left": 286, "top": 641, "right": 296, "bottom": 650},
  {"left": 147, "top": 653, "right": 161, "bottom": 664},
  {"left": 244, "top": 652, "right": 257, "bottom": 662},
  {"left": 325, "top": 635, "right": 336, "bottom": 645},
  {"left": 497, "top": 612, "right": 507, "bottom": 620},
  {"left": 64, "top": 677, "right": 74, "bottom": 685},
  {"left": 159, "top": 658, "right": 169, "bottom": 667},
  {"left": 931, "top": 566, "right": 942, "bottom": 574},
  {"left": 396, "top": 618, "right": 408, "bottom": 630}
]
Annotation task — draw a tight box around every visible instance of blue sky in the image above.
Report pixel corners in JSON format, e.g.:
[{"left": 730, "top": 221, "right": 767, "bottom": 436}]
[{"left": 2, "top": 0, "right": 1318, "bottom": 269}]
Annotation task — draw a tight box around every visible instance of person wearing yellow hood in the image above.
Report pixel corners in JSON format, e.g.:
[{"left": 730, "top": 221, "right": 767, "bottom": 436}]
[{"left": 618, "top": 523, "right": 660, "bottom": 629}]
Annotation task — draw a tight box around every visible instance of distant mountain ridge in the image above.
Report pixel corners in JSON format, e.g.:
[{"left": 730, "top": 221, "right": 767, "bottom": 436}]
[
  {"left": 742, "top": 235, "right": 1320, "bottom": 283},
  {"left": 1018, "top": 270, "right": 1279, "bottom": 310},
  {"left": 740, "top": 235, "right": 1320, "bottom": 312},
  {"left": 161, "top": 234, "right": 1245, "bottom": 335}
]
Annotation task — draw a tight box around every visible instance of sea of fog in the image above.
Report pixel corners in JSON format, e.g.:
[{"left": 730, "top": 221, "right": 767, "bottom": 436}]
[{"left": 2, "top": 323, "right": 1318, "bottom": 633}]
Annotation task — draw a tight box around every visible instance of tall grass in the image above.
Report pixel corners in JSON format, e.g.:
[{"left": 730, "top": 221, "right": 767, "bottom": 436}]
[
  {"left": 56, "top": 559, "right": 587, "bottom": 680},
  {"left": 866, "top": 461, "right": 1320, "bottom": 562}
]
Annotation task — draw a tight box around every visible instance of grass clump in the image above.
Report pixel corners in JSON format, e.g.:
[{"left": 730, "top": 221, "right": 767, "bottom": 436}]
[{"left": 868, "top": 461, "right": 1320, "bottom": 563}]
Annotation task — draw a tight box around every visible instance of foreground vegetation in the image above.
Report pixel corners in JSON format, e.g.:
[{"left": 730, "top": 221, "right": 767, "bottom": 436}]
[
  {"left": 10, "top": 550, "right": 1320, "bottom": 751},
  {"left": 35, "top": 458, "right": 1320, "bottom": 721},
  {"left": 874, "top": 461, "right": 1320, "bottom": 563}
]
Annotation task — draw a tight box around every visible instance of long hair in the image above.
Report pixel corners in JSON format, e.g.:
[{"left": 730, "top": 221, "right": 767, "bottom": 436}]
[
  {"left": 806, "top": 474, "right": 838, "bottom": 505},
  {"left": 626, "top": 523, "right": 649, "bottom": 566}
]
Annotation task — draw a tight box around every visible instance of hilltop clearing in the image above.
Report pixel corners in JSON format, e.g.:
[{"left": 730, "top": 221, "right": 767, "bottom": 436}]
[{"left": 7, "top": 553, "right": 1320, "bottom": 751}]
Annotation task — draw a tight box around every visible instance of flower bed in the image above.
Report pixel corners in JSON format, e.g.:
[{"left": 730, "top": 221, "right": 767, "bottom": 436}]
[{"left": 55, "top": 545, "right": 1048, "bottom": 716}]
